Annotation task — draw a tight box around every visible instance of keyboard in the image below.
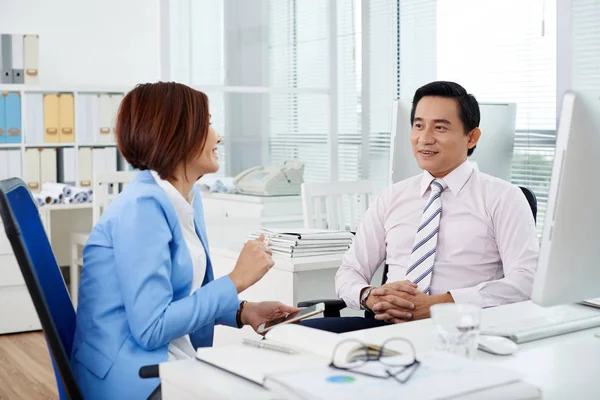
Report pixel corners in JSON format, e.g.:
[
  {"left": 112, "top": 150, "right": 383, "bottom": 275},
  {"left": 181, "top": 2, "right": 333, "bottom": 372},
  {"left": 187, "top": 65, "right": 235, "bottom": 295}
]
[{"left": 480, "top": 306, "right": 600, "bottom": 343}]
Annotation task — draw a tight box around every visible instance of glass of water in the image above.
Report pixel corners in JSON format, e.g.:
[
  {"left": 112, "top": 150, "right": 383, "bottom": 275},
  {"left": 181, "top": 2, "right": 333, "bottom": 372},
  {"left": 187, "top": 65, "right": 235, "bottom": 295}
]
[{"left": 430, "top": 303, "right": 481, "bottom": 359}]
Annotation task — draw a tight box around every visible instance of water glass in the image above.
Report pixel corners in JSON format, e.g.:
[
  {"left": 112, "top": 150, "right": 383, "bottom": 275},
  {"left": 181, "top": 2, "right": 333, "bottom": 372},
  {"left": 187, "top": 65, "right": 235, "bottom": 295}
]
[{"left": 430, "top": 303, "right": 481, "bottom": 359}]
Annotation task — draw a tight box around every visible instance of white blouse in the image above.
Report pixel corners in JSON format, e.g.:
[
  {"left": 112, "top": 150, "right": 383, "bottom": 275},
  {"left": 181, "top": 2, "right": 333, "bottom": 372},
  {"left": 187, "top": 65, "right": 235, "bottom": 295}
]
[{"left": 151, "top": 171, "right": 206, "bottom": 360}]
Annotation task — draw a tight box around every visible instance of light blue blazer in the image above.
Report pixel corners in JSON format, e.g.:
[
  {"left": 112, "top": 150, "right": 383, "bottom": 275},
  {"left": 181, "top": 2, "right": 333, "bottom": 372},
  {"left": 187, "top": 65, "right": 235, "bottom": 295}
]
[{"left": 71, "top": 170, "right": 240, "bottom": 399}]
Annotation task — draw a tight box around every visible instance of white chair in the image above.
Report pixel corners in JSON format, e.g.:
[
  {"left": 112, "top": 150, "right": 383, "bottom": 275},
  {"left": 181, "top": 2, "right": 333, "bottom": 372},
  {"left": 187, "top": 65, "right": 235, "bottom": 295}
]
[
  {"left": 70, "top": 171, "right": 137, "bottom": 308},
  {"left": 301, "top": 180, "right": 379, "bottom": 231}
]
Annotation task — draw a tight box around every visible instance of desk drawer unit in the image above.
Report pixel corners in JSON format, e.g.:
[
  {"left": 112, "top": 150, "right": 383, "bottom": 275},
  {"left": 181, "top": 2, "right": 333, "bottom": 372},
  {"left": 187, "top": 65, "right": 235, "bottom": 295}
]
[{"left": 0, "top": 220, "right": 41, "bottom": 334}]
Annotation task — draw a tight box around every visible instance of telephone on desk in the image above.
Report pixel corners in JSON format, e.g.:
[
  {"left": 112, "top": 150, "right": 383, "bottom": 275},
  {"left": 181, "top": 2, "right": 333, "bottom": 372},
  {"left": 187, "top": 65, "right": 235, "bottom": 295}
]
[{"left": 233, "top": 159, "right": 305, "bottom": 196}]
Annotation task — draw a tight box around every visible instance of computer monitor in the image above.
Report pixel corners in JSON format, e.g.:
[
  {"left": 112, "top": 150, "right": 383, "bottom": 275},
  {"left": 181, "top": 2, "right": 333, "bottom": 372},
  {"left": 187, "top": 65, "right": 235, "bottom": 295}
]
[
  {"left": 532, "top": 91, "right": 600, "bottom": 307},
  {"left": 388, "top": 100, "right": 517, "bottom": 184}
]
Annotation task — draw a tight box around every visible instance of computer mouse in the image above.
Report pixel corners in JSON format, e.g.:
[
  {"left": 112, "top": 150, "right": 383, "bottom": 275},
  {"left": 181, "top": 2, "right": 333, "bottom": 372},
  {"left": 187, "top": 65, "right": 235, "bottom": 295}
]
[{"left": 478, "top": 335, "right": 518, "bottom": 355}]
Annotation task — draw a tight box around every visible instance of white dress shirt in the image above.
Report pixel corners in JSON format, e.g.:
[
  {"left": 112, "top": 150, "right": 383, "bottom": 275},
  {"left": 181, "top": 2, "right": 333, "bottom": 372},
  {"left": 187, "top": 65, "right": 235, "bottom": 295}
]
[
  {"left": 151, "top": 171, "right": 207, "bottom": 360},
  {"left": 336, "top": 160, "right": 539, "bottom": 309}
]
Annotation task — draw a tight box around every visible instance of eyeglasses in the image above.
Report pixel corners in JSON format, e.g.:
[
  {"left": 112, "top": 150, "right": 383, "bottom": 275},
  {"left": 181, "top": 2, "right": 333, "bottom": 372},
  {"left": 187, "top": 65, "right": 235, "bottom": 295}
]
[{"left": 330, "top": 338, "right": 421, "bottom": 384}]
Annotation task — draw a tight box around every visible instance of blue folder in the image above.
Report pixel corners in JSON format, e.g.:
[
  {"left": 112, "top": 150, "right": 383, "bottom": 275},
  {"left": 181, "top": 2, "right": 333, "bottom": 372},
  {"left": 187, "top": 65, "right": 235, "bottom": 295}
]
[{"left": 5, "top": 93, "right": 22, "bottom": 144}]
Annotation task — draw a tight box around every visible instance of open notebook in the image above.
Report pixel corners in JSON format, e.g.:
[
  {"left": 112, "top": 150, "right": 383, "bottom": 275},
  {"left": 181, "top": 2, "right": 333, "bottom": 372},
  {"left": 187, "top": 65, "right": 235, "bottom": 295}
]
[{"left": 195, "top": 325, "right": 382, "bottom": 385}]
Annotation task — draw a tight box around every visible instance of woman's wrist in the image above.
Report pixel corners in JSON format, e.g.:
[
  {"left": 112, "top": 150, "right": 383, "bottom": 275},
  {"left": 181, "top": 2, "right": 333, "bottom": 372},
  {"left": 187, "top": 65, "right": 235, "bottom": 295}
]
[{"left": 236, "top": 300, "right": 248, "bottom": 328}]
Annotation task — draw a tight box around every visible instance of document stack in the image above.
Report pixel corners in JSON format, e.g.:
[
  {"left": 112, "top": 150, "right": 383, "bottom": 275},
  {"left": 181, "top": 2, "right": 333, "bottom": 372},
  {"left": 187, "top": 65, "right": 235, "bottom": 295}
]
[{"left": 248, "top": 228, "right": 354, "bottom": 258}]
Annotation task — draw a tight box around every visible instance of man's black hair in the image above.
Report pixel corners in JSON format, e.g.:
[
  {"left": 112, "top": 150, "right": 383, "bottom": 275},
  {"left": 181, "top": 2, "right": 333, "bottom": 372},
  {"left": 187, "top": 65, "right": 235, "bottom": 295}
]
[{"left": 410, "top": 81, "right": 480, "bottom": 156}]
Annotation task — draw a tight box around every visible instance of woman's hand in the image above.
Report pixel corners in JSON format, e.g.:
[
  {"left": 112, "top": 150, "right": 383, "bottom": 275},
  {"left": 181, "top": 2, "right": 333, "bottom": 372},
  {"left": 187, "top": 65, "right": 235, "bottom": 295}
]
[
  {"left": 228, "top": 235, "right": 274, "bottom": 293},
  {"left": 240, "top": 301, "right": 300, "bottom": 333}
]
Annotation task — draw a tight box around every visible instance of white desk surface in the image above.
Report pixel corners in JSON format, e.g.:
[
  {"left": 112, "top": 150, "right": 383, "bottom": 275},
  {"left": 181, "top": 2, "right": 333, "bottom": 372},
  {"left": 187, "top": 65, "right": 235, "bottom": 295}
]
[{"left": 160, "top": 301, "right": 600, "bottom": 400}]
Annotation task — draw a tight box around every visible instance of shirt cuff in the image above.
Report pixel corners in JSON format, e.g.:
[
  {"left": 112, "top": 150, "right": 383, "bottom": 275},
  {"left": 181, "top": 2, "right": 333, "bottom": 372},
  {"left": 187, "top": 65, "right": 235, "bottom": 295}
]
[
  {"left": 345, "top": 283, "right": 371, "bottom": 310},
  {"left": 448, "top": 287, "right": 484, "bottom": 308}
]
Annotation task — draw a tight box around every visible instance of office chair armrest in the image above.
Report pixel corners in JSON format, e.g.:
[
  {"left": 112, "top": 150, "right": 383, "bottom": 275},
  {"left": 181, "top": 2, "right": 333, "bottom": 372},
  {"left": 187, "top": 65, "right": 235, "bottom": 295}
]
[
  {"left": 297, "top": 299, "right": 347, "bottom": 318},
  {"left": 139, "top": 364, "right": 159, "bottom": 379}
]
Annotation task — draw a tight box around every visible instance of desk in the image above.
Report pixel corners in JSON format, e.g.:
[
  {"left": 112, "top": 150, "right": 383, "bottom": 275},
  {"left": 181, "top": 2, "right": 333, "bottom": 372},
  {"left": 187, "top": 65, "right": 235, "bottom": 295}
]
[
  {"left": 159, "top": 301, "right": 600, "bottom": 399},
  {"left": 211, "top": 249, "right": 378, "bottom": 346}
]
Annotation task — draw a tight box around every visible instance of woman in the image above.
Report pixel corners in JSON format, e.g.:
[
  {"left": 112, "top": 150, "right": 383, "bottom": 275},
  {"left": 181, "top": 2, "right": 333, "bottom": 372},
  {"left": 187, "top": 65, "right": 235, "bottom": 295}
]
[{"left": 70, "top": 82, "right": 298, "bottom": 399}]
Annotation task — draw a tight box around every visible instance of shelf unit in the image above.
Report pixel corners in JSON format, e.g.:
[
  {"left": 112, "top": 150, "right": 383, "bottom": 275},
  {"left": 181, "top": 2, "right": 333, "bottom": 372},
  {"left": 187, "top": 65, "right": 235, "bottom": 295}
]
[{"left": 0, "top": 85, "right": 132, "bottom": 188}]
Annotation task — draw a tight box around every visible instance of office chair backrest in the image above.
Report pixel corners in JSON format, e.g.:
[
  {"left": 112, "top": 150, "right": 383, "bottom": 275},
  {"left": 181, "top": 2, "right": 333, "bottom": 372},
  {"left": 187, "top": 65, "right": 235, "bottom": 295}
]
[
  {"left": 301, "top": 180, "right": 378, "bottom": 231},
  {"left": 93, "top": 171, "right": 137, "bottom": 223},
  {"left": 0, "top": 178, "right": 82, "bottom": 400},
  {"left": 380, "top": 185, "right": 538, "bottom": 286}
]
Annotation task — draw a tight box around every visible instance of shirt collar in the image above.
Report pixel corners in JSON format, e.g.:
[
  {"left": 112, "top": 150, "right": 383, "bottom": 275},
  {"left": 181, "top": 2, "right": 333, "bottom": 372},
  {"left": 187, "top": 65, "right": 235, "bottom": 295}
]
[
  {"left": 419, "top": 159, "right": 474, "bottom": 197},
  {"left": 150, "top": 170, "right": 195, "bottom": 219}
]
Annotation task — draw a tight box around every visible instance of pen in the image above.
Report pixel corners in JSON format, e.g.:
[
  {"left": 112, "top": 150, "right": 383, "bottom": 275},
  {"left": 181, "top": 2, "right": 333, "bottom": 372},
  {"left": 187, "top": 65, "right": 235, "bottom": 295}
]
[{"left": 242, "top": 338, "right": 297, "bottom": 355}]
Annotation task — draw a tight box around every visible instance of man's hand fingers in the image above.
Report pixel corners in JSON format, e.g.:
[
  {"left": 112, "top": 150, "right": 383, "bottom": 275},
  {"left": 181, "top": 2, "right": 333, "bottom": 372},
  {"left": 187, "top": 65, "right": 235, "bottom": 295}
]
[
  {"left": 371, "top": 287, "right": 415, "bottom": 298},
  {"left": 374, "top": 312, "right": 393, "bottom": 321},
  {"left": 387, "top": 281, "right": 418, "bottom": 294},
  {"left": 381, "top": 295, "right": 414, "bottom": 310},
  {"left": 371, "top": 301, "right": 397, "bottom": 312},
  {"left": 384, "top": 308, "right": 413, "bottom": 320}
]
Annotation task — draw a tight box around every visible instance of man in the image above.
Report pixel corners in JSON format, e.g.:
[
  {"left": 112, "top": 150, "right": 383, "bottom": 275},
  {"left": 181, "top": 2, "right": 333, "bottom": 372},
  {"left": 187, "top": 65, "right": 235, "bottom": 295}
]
[{"left": 304, "top": 81, "right": 539, "bottom": 333}]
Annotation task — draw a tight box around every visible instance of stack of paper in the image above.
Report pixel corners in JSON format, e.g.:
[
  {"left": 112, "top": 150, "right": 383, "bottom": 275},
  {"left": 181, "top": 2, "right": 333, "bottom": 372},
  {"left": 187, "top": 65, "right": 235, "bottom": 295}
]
[{"left": 248, "top": 228, "right": 354, "bottom": 258}]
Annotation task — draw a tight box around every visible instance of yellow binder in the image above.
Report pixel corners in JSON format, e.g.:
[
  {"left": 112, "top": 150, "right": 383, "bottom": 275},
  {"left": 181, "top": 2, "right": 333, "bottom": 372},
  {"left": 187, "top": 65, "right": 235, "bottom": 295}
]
[
  {"left": 43, "top": 94, "right": 59, "bottom": 143},
  {"left": 24, "top": 148, "right": 41, "bottom": 191},
  {"left": 58, "top": 93, "right": 75, "bottom": 143}
]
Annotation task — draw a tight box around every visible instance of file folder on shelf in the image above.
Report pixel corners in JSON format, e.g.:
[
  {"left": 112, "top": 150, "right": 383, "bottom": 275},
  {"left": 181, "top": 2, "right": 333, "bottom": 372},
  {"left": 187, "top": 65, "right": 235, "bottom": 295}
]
[
  {"left": 24, "top": 148, "right": 41, "bottom": 191},
  {"left": 0, "top": 151, "right": 8, "bottom": 180},
  {"left": 78, "top": 147, "right": 93, "bottom": 187},
  {"left": 92, "top": 148, "right": 106, "bottom": 175},
  {"left": 76, "top": 94, "right": 92, "bottom": 144},
  {"left": 61, "top": 148, "right": 76, "bottom": 183},
  {"left": 1, "top": 35, "right": 13, "bottom": 84},
  {"left": 40, "top": 148, "right": 57, "bottom": 184},
  {"left": 43, "top": 94, "right": 60, "bottom": 143},
  {"left": 5, "top": 93, "right": 22, "bottom": 144},
  {"left": 111, "top": 94, "right": 124, "bottom": 134},
  {"left": 25, "top": 93, "right": 44, "bottom": 144},
  {"left": 24, "top": 35, "right": 39, "bottom": 85},
  {"left": 105, "top": 148, "right": 118, "bottom": 173},
  {"left": 0, "top": 94, "right": 5, "bottom": 143},
  {"left": 7, "top": 149, "right": 21, "bottom": 179},
  {"left": 90, "top": 94, "right": 100, "bottom": 144},
  {"left": 98, "top": 94, "right": 113, "bottom": 143},
  {"left": 11, "top": 35, "right": 24, "bottom": 84},
  {"left": 58, "top": 94, "right": 75, "bottom": 143}
]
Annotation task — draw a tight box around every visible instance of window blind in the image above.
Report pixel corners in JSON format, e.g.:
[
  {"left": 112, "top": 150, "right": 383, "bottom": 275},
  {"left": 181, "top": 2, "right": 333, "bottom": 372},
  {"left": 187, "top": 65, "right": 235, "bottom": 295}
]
[
  {"left": 435, "top": 0, "right": 557, "bottom": 235},
  {"left": 571, "top": 0, "right": 600, "bottom": 91},
  {"left": 268, "top": 0, "right": 330, "bottom": 183},
  {"left": 368, "top": 0, "right": 398, "bottom": 190}
]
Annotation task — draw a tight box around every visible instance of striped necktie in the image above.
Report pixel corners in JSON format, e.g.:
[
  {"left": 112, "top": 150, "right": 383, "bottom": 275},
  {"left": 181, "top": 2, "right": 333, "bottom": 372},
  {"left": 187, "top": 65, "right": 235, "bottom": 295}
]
[{"left": 405, "top": 179, "right": 447, "bottom": 294}]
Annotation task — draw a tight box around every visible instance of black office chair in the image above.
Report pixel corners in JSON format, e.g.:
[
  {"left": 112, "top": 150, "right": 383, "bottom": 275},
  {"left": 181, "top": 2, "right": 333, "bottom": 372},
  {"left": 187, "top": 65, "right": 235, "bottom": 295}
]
[
  {"left": 0, "top": 178, "right": 83, "bottom": 400},
  {"left": 298, "top": 186, "right": 538, "bottom": 317}
]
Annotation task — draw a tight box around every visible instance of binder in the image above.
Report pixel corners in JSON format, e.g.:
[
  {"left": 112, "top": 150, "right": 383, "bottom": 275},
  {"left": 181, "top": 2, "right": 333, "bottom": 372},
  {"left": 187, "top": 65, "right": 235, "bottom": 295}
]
[
  {"left": 111, "top": 94, "right": 124, "bottom": 136},
  {"left": 7, "top": 149, "right": 22, "bottom": 179},
  {"left": 1, "top": 35, "right": 13, "bottom": 84},
  {"left": 98, "top": 94, "right": 113, "bottom": 143},
  {"left": 58, "top": 94, "right": 75, "bottom": 143},
  {"left": 24, "top": 148, "right": 41, "bottom": 191},
  {"left": 23, "top": 35, "right": 39, "bottom": 85},
  {"left": 76, "top": 94, "right": 91, "bottom": 144},
  {"left": 5, "top": 93, "right": 22, "bottom": 144},
  {"left": 40, "top": 148, "right": 58, "bottom": 183},
  {"left": 11, "top": 35, "right": 24, "bottom": 84},
  {"left": 25, "top": 93, "right": 44, "bottom": 144},
  {"left": 105, "top": 148, "right": 118, "bottom": 173},
  {"left": 0, "top": 151, "right": 7, "bottom": 180},
  {"left": 61, "top": 147, "right": 76, "bottom": 183},
  {"left": 0, "top": 94, "right": 5, "bottom": 144},
  {"left": 92, "top": 148, "right": 106, "bottom": 175},
  {"left": 43, "top": 94, "right": 59, "bottom": 143},
  {"left": 90, "top": 94, "right": 100, "bottom": 144},
  {"left": 78, "top": 147, "right": 93, "bottom": 187}
]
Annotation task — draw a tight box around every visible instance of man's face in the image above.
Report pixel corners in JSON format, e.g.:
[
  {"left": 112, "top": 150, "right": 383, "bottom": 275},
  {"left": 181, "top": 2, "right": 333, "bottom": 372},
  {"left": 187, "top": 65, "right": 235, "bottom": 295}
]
[{"left": 410, "top": 96, "right": 479, "bottom": 177}]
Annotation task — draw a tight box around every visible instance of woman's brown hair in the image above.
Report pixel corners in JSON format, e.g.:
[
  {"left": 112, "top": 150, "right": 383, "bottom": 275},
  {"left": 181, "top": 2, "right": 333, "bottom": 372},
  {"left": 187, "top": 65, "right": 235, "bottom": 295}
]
[{"left": 115, "top": 82, "right": 210, "bottom": 180}]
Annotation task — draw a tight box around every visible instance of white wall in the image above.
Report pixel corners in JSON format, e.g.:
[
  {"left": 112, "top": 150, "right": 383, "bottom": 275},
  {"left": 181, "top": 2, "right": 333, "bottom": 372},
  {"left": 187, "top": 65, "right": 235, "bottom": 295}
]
[{"left": 0, "top": 0, "right": 160, "bottom": 86}]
